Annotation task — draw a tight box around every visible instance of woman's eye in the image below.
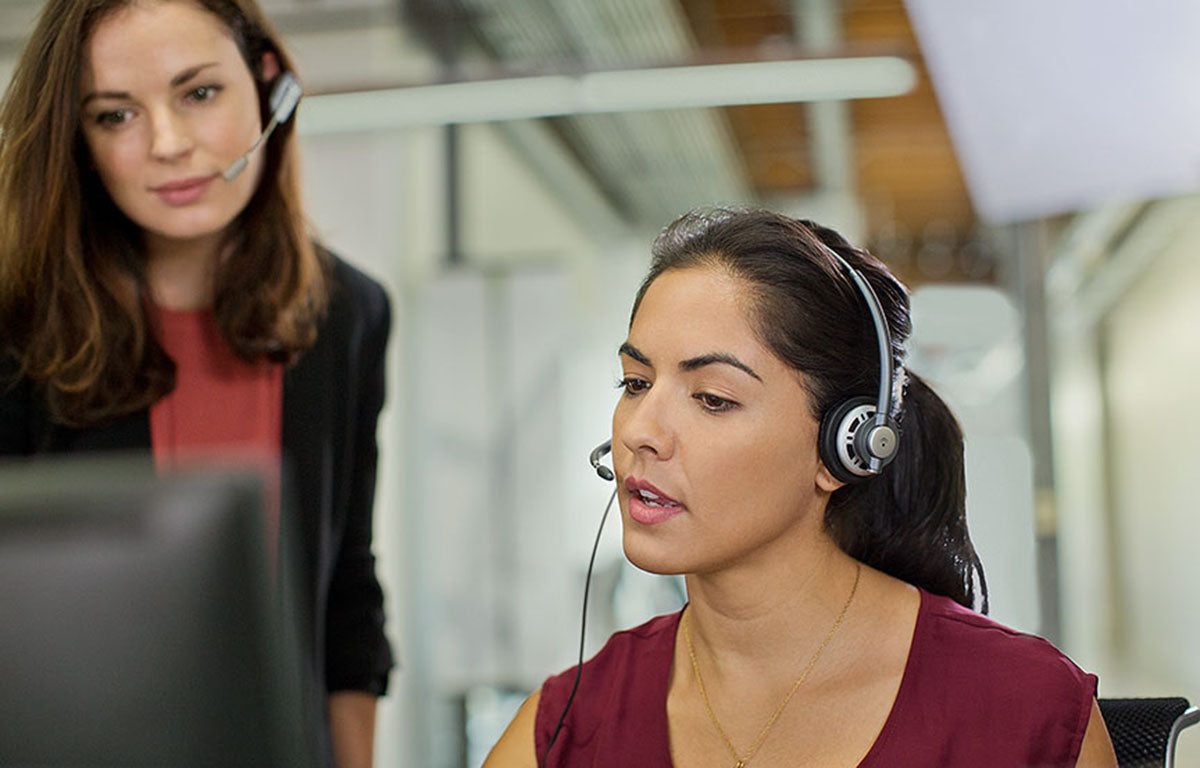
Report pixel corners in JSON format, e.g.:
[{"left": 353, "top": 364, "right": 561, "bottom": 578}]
[
  {"left": 186, "top": 84, "right": 222, "bottom": 102},
  {"left": 695, "top": 392, "right": 737, "bottom": 413},
  {"left": 94, "top": 109, "right": 131, "bottom": 127},
  {"left": 618, "top": 377, "right": 651, "bottom": 396}
]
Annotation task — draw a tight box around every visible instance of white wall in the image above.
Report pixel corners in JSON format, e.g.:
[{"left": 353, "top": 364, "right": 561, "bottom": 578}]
[
  {"left": 909, "top": 285, "right": 1040, "bottom": 632},
  {"left": 1104, "top": 200, "right": 1200, "bottom": 699},
  {"left": 1052, "top": 329, "right": 1114, "bottom": 672},
  {"left": 1052, "top": 196, "right": 1200, "bottom": 766},
  {"left": 298, "top": 124, "right": 440, "bottom": 768}
]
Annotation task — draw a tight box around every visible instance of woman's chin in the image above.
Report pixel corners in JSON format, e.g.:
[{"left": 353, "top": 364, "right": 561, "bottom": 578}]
[
  {"left": 141, "top": 216, "right": 231, "bottom": 245},
  {"left": 621, "top": 532, "right": 688, "bottom": 576}
]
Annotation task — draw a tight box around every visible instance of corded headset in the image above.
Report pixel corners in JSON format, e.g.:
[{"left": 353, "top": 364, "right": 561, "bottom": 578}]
[
  {"left": 543, "top": 251, "right": 899, "bottom": 765},
  {"left": 815, "top": 247, "right": 901, "bottom": 485},
  {"left": 222, "top": 71, "right": 302, "bottom": 182},
  {"left": 539, "top": 441, "right": 615, "bottom": 768}
]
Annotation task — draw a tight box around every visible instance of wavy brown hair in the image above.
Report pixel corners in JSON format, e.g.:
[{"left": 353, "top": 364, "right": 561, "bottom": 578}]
[{"left": 0, "top": 0, "right": 327, "bottom": 427}]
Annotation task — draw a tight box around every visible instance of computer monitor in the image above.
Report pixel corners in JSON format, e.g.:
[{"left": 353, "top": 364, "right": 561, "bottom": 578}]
[{"left": 0, "top": 455, "right": 319, "bottom": 767}]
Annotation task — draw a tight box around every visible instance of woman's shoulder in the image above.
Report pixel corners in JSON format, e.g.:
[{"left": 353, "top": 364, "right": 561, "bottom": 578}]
[
  {"left": 535, "top": 611, "right": 680, "bottom": 765},
  {"left": 541, "top": 611, "right": 681, "bottom": 703},
  {"left": 860, "top": 590, "right": 1098, "bottom": 766},
  {"left": 319, "top": 247, "right": 389, "bottom": 319},
  {"left": 903, "top": 590, "right": 1095, "bottom": 754},
  {"left": 917, "top": 589, "right": 1093, "bottom": 689},
  {"left": 308, "top": 247, "right": 390, "bottom": 352},
  {"left": 538, "top": 610, "right": 681, "bottom": 726}
]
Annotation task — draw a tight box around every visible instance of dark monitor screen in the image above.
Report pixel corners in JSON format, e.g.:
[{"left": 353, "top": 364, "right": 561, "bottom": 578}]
[{"left": 0, "top": 455, "right": 319, "bottom": 767}]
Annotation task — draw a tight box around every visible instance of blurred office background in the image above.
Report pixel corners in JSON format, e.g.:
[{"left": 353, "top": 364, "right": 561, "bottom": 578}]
[{"left": 2, "top": 0, "right": 1198, "bottom": 765}]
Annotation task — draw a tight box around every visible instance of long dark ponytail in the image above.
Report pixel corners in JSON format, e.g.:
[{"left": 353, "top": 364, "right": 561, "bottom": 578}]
[{"left": 633, "top": 206, "right": 988, "bottom": 612}]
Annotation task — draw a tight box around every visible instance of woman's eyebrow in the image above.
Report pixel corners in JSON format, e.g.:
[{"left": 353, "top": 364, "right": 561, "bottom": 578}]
[
  {"left": 679, "top": 352, "right": 762, "bottom": 381},
  {"left": 619, "top": 342, "right": 651, "bottom": 366},
  {"left": 82, "top": 63, "right": 219, "bottom": 106},
  {"left": 82, "top": 90, "right": 129, "bottom": 106},
  {"left": 169, "top": 62, "right": 219, "bottom": 87},
  {"left": 620, "top": 342, "right": 761, "bottom": 382}
]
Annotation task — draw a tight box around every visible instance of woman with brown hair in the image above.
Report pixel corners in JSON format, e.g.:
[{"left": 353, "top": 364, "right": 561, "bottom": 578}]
[
  {"left": 485, "top": 207, "right": 1116, "bottom": 767},
  {"left": 0, "top": 0, "right": 392, "bottom": 764}
]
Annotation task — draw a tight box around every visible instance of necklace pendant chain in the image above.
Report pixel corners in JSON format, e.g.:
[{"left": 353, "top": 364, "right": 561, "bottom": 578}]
[{"left": 684, "top": 562, "right": 862, "bottom": 768}]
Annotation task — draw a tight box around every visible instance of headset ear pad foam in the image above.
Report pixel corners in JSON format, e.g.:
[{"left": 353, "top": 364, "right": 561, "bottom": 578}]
[{"left": 818, "top": 396, "right": 877, "bottom": 485}]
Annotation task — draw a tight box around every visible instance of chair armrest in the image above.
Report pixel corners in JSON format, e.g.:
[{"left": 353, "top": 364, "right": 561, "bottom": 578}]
[{"left": 1167, "top": 706, "right": 1199, "bottom": 768}]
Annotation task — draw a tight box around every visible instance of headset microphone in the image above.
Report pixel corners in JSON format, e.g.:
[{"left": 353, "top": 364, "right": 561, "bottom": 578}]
[
  {"left": 540, "top": 441, "right": 616, "bottom": 768},
  {"left": 222, "top": 72, "right": 302, "bottom": 182},
  {"left": 588, "top": 440, "right": 614, "bottom": 481}
]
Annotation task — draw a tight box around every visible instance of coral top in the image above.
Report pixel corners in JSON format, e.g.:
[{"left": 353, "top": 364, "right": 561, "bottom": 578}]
[
  {"left": 149, "top": 305, "right": 283, "bottom": 543},
  {"left": 535, "top": 589, "right": 1097, "bottom": 767}
]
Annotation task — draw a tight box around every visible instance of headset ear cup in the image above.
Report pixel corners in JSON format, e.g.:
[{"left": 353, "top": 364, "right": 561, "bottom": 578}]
[{"left": 818, "top": 396, "right": 876, "bottom": 485}]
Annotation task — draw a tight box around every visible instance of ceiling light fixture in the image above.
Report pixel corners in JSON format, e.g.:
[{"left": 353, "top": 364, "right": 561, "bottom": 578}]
[{"left": 297, "top": 56, "right": 917, "bottom": 134}]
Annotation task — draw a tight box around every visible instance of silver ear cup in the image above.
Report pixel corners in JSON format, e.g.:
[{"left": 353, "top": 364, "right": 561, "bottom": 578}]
[
  {"left": 819, "top": 396, "right": 873, "bottom": 483},
  {"left": 819, "top": 396, "right": 900, "bottom": 484},
  {"left": 834, "top": 402, "right": 878, "bottom": 478}
]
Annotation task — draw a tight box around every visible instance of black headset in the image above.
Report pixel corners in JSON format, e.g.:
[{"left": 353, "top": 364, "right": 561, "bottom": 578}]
[{"left": 814, "top": 246, "right": 901, "bottom": 484}]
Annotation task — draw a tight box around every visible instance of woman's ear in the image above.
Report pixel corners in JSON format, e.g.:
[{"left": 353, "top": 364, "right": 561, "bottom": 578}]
[
  {"left": 258, "top": 51, "right": 280, "bottom": 83},
  {"left": 815, "top": 461, "right": 846, "bottom": 494}
]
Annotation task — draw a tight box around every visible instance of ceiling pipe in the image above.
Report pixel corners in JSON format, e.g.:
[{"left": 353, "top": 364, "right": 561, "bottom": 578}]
[
  {"left": 782, "top": 0, "right": 866, "bottom": 242},
  {"left": 794, "top": 0, "right": 855, "bottom": 194}
]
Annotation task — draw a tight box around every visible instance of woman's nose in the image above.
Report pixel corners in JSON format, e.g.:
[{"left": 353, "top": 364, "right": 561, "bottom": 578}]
[
  {"left": 616, "top": 387, "right": 675, "bottom": 463},
  {"left": 148, "top": 108, "right": 193, "bottom": 161}
]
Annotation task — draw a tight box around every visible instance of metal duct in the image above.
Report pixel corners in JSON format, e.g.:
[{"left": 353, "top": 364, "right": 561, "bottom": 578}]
[{"left": 459, "top": 0, "right": 751, "bottom": 226}]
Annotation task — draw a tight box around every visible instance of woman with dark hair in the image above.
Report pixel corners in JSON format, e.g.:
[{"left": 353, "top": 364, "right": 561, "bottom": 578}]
[
  {"left": 486, "top": 207, "right": 1115, "bottom": 767},
  {"left": 0, "top": 1, "right": 391, "bottom": 765}
]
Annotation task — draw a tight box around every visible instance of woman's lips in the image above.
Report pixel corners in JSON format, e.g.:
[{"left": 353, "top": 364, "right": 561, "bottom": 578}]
[
  {"left": 625, "top": 477, "right": 685, "bottom": 525},
  {"left": 152, "top": 175, "right": 216, "bottom": 206}
]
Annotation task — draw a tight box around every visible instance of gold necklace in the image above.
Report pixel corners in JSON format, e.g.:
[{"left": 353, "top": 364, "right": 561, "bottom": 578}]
[{"left": 682, "top": 561, "right": 862, "bottom": 768}]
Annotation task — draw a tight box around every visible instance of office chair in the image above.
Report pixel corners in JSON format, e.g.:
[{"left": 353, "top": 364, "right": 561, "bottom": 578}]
[{"left": 1098, "top": 697, "right": 1199, "bottom": 768}]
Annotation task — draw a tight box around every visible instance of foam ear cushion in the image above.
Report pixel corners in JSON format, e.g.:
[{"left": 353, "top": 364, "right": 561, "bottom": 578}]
[{"left": 818, "top": 396, "right": 876, "bottom": 485}]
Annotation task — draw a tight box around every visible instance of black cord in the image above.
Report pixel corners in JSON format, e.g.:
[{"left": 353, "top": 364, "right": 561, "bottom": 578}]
[{"left": 538, "top": 486, "right": 618, "bottom": 768}]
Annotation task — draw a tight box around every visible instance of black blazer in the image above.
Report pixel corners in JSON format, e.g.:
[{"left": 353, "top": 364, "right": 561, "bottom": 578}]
[{"left": 0, "top": 255, "right": 395, "bottom": 705}]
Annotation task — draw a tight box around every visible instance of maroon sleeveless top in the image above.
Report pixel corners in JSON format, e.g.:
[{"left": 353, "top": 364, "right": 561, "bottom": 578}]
[{"left": 535, "top": 589, "right": 1097, "bottom": 767}]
